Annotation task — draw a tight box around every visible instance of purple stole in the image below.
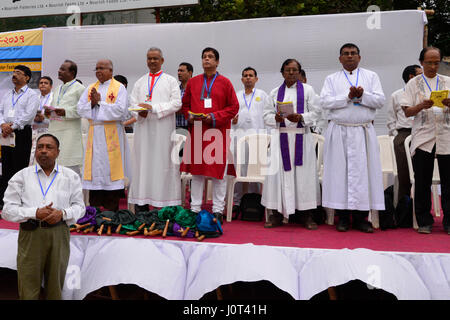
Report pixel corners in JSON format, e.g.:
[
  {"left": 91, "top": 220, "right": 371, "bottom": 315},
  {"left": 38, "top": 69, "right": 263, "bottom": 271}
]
[{"left": 277, "top": 80, "right": 304, "bottom": 171}]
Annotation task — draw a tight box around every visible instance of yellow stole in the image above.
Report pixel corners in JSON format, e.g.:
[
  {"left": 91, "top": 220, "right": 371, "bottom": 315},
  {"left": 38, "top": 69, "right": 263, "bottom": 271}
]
[{"left": 83, "top": 78, "right": 124, "bottom": 181}]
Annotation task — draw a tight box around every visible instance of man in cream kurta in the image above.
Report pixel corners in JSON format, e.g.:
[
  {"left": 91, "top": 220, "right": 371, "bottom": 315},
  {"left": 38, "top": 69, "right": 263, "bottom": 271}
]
[
  {"left": 261, "top": 59, "right": 321, "bottom": 229},
  {"left": 77, "top": 59, "right": 131, "bottom": 211},
  {"left": 46, "top": 60, "right": 85, "bottom": 174},
  {"left": 400, "top": 47, "right": 450, "bottom": 234},
  {"left": 127, "top": 47, "right": 182, "bottom": 211},
  {"left": 320, "top": 43, "right": 385, "bottom": 233},
  {"left": 231, "top": 67, "right": 269, "bottom": 211}
]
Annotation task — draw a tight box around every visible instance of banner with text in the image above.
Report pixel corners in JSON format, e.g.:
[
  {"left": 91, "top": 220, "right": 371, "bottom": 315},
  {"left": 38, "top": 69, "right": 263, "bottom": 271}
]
[{"left": 0, "top": 0, "right": 198, "bottom": 18}]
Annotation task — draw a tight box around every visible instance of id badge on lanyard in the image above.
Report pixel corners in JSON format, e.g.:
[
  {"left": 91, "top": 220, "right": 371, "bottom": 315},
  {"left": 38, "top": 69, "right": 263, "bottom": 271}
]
[{"left": 204, "top": 98, "right": 212, "bottom": 109}]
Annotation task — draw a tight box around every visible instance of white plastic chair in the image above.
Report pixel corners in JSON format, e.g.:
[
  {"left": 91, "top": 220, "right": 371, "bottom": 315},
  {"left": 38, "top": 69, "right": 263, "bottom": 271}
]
[
  {"left": 404, "top": 135, "right": 441, "bottom": 229},
  {"left": 225, "top": 133, "right": 271, "bottom": 222}
]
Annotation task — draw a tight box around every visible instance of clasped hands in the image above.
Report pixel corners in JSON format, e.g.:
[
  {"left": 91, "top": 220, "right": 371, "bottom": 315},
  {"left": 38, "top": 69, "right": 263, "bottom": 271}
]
[
  {"left": 275, "top": 112, "right": 303, "bottom": 123},
  {"left": 348, "top": 86, "right": 364, "bottom": 101},
  {"left": 1, "top": 123, "right": 13, "bottom": 138},
  {"left": 44, "top": 107, "right": 66, "bottom": 118},
  {"left": 35, "top": 202, "right": 63, "bottom": 225},
  {"left": 418, "top": 98, "right": 450, "bottom": 111}
]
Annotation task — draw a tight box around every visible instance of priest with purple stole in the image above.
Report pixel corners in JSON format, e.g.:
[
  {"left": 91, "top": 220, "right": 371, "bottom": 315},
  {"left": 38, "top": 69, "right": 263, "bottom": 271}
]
[{"left": 261, "top": 59, "right": 321, "bottom": 229}]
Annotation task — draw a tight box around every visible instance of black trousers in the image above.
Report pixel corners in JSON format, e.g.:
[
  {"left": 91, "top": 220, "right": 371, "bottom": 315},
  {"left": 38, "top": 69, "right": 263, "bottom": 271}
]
[
  {"left": 336, "top": 210, "right": 369, "bottom": 222},
  {"left": 0, "top": 126, "right": 32, "bottom": 205},
  {"left": 412, "top": 146, "right": 450, "bottom": 228},
  {"left": 393, "top": 128, "right": 412, "bottom": 200}
]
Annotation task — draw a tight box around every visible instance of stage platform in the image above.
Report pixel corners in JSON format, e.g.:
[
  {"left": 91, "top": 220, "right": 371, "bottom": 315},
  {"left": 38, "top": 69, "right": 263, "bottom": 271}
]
[{"left": 0, "top": 217, "right": 449, "bottom": 300}]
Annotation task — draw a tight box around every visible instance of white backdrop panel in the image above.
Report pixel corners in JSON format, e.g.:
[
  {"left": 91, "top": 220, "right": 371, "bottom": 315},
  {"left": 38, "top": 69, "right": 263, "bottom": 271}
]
[{"left": 41, "top": 10, "right": 426, "bottom": 135}]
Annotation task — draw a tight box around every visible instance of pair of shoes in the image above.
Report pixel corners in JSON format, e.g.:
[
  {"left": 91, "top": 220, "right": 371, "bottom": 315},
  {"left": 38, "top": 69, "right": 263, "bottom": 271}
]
[
  {"left": 213, "top": 212, "right": 223, "bottom": 224},
  {"left": 353, "top": 221, "right": 374, "bottom": 233},
  {"left": 336, "top": 218, "right": 350, "bottom": 232},
  {"left": 417, "top": 225, "right": 432, "bottom": 234},
  {"left": 302, "top": 214, "right": 318, "bottom": 230},
  {"left": 264, "top": 212, "right": 283, "bottom": 228}
]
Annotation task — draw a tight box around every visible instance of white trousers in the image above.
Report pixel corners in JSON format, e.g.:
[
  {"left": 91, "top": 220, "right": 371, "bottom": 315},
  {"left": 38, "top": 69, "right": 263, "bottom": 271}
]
[{"left": 191, "top": 175, "right": 227, "bottom": 213}]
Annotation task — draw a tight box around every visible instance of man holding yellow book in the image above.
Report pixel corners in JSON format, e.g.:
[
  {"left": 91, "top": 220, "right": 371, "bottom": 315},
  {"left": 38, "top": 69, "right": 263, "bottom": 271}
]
[{"left": 401, "top": 47, "right": 450, "bottom": 235}]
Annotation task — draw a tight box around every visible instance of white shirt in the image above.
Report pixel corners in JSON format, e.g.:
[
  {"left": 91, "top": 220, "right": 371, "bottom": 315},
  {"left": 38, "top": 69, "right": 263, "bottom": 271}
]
[
  {"left": 2, "top": 162, "right": 86, "bottom": 226},
  {"left": 386, "top": 88, "right": 413, "bottom": 135},
  {"left": 399, "top": 73, "right": 450, "bottom": 156},
  {"left": 0, "top": 84, "right": 39, "bottom": 130},
  {"left": 32, "top": 92, "right": 52, "bottom": 129},
  {"left": 232, "top": 88, "right": 268, "bottom": 131}
]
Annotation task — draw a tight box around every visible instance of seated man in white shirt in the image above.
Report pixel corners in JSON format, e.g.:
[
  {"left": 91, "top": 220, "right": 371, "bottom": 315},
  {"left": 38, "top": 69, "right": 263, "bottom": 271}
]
[{"left": 2, "top": 133, "right": 85, "bottom": 299}]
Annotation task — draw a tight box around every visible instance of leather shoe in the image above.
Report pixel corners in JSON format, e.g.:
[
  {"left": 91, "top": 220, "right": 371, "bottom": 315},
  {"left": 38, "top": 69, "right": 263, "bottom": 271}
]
[
  {"left": 264, "top": 212, "right": 283, "bottom": 228},
  {"left": 336, "top": 218, "right": 349, "bottom": 232},
  {"left": 302, "top": 214, "right": 318, "bottom": 230},
  {"left": 418, "top": 225, "right": 432, "bottom": 234},
  {"left": 353, "top": 220, "right": 374, "bottom": 233}
]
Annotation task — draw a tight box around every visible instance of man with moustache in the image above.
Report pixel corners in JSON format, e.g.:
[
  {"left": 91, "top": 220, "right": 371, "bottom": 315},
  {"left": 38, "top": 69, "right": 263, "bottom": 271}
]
[
  {"left": 0, "top": 65, "right": 39, "bottom": 209},
  {"left": 77, "top": 59, "right": 131, "bottom": 212},
  {"left": 176, "top": 62, "right": 193, "bottom": 132},
  {"left": 320, "top": 43, "right": 385, "bottom": 233},
  {"left": 400, "top": 47, "right": 450, "bottom": 234},
  {"left": 180, "top": 47, "right": 239, "bottom": 223},
  {"left": 2, "top": 134, "right": 85, "bottom": 299},
  {"left": 127, "top": 47, "right": 182, "bottom": 212},
  {"left": 30, "top": 76, "right": 53, "bottom": 164},
  {"left": 45, "top": 60, "right": 85, "bottom": 174}
]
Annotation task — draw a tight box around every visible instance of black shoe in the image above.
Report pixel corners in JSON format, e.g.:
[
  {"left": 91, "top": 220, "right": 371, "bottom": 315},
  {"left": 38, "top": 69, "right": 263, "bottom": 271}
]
[
  {"left": 417, "top": 225, "right": 432, "bottom": 234},
  {"left": 232, "top": 205, "right": 240, "bottom": 220},
  {"left": 300, "top": 212, "right": 318, "bottom": 230},
  {"left": 353, "top": 220, "right": 374, "bottom": 233},
  {"left": 336, "top": 218, "right": 349, "bottom": 232},
  {"left": 213, "top": 212, "right": 223, "bottom": 224}
]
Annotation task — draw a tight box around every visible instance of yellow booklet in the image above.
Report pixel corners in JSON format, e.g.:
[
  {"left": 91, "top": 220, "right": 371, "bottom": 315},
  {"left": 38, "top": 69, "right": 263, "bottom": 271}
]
[
  {"left": 430, "top": 90, "right": 449, "bottom": 108},
  {"left": 128, "top": 106, "right": 148, "bottom": 111},
  {"left": 276, "top": 101, "right": 294, "bottom": 117},
  {"left": 188, "top": 111, "right": 207, "bottom": 117}
]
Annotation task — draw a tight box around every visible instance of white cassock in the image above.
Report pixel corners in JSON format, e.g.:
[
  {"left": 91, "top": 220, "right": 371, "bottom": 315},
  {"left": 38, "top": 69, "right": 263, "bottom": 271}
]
[
  {"left": 127, "top": 72, "right": 182, "bottom": 207},
  {"left": 261, "top": 82, "right": 321, "bottom": 218},
  {"left": 77, "top": 79, "right": 131, "bottom": 190},
  {"left": 231, "top": 88, "right": 269, "bottom": 203},
  {"left": 320, "top": 67, "right": 385, "bottom": 211}
]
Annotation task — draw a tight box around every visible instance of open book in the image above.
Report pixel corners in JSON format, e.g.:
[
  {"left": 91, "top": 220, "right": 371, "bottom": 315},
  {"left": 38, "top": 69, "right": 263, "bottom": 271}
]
[
  {"left": 430, "top": 90, "right": 449, "bottom": 108},
  {"left": 276, "top": 101, "right": 294, "bottom": 117}
]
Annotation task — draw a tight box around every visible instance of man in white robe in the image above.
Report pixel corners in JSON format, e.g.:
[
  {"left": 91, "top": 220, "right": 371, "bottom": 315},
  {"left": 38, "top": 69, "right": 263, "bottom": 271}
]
[
  {"left": 261, "top": 59, "right": 321, "bottom": 229},
  {"left": 46, "top": 60, "right": 85, "bottom": 175},
  {"left": 128, "top": 47, "right": 182, "bottom": 211},
  {"left": 230, "top": 67, "right": 269, "bottom": 216},
  {"left": 77, "top": 59, "right": 131, "bottom": 211},
  {"left": 320, "top": 43, "right": 385, "bottom": 233}
]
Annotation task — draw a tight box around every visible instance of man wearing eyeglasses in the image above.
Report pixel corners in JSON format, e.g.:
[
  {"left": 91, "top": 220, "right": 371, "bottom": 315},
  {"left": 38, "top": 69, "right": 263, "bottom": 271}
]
[
  {"left": 77, "top": 59, "right": 131, "bottom": 212},
  {"left": 0, "top": 65, "right": 39, "bottom": 210},
  {"left": 400, "top": 47, "right": 450, "bottom": 235},
  {"left": 320, "top": 43, "right": 386, "bottom": 233}
]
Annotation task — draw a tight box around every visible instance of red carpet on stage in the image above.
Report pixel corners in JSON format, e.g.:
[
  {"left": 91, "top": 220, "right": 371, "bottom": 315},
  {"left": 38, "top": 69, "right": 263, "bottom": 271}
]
[{"left": 1, "top": 212, "right": 447, "bottom": 254}]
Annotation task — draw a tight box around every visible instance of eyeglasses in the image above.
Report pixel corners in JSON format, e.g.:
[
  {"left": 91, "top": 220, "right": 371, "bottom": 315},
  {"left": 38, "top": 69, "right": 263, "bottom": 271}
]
[
  {"left": 341, "top": 51, "right": 359, "bottom": 56},
  {"left": 12, "top": 70, "right": 25, "bottom": 76},
  {"left": 283, "top": 68, "right": 299, "bottom": 73},
  {"left": 422, "top": 61, "right": 440, "bottom": 66},
  {"left": 94, "top": 67, "right": 111, "bottom": 71}
]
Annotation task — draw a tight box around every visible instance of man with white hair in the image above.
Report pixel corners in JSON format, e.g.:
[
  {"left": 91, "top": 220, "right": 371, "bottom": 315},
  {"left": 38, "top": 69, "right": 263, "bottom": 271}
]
[{"left": 128, "top": 47, "right": 182, "bottom": 212}]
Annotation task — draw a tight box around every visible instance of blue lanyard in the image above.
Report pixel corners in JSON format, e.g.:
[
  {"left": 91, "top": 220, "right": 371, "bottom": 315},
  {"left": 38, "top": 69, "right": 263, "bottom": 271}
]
[
  {"left": 40, "top": 93, "right": 51, "bottom": 111},
  {"left": 57, "top": 80, "right": 76, "bottom": 105},
  {"left": 343, "top": 68, "right": 359, "bottom": 87},
  {"left": 11, "top": 87, "right": 28, "bottom": 108},
  {"left": 422, "top": 74, "right": 439, "bottom": 92},
  {"left": 36, "top": 164, "right": 59, "bottom": 200},
  {"left": 243, "top": 90, "right": 256, "bottom": 111},
  {"left": 147, "top": 72, "right": 163, "bottom": 99},
  {"left": 201, "top": 72, "right": 218, "bottom": 100}
]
